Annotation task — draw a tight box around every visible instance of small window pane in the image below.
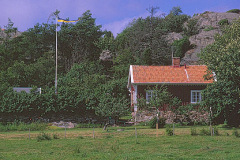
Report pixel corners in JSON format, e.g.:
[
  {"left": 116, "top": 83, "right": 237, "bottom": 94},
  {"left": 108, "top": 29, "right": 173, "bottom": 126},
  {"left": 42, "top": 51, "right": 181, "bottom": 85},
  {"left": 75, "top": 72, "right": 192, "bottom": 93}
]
[{"left": 191, "top": 90, "right": 202, "bottom": 103}]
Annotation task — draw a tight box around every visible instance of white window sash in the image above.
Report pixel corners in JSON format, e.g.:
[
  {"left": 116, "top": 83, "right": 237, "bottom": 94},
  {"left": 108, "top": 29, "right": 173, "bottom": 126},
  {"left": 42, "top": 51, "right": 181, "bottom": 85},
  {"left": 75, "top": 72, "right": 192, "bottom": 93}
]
[
  {"left": 146, "top": 90, "right": 157, "bottom": 103},
  {"left": 191, "top": 90, "right": 202, "bottom": 103}
]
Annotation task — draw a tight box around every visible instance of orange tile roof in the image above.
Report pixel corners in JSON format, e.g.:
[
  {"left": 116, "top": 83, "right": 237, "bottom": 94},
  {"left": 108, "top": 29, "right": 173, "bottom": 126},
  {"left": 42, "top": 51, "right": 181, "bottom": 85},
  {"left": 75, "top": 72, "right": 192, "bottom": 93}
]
[{"left": 131, "top": 65, "right": 213, "bottom": 84}]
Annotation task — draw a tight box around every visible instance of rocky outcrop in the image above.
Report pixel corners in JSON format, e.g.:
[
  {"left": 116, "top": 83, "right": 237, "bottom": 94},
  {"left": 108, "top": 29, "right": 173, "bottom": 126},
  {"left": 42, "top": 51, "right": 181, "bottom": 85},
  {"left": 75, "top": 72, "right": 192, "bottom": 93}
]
[
  {"left": 167, "top": 12, "right": 240, "bottom": 65},
  {"left": 99, "top": 50, "right": 113, "bottom": 61},
  {"left": 0, "top": 28, "right": 21, "bottom": 41},
  {"left": 193, "top": 12, "right": 240, "bottom": 29},
  {"left": 165, "top": 32, "right": 183, "bottom": 44},
  {"left": 182, "top": 29, "right": 221, "bottom": 64}
]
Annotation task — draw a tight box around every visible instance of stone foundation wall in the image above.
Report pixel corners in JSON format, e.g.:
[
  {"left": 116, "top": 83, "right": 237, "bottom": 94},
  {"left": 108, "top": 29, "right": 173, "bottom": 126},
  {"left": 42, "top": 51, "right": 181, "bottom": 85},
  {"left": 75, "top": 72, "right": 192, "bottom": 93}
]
[{"left": 134, "top": 110, "right": 209, "bottom": 124}]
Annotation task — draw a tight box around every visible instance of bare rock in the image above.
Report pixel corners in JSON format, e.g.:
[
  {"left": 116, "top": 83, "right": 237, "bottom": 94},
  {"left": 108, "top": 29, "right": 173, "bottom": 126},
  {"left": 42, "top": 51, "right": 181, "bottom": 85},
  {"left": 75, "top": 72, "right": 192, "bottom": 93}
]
[
  {"left": 195, "top": 12, "right": 240, "bottom": 29},
  {"left": 181, "top": 12, "right": 240, "bottom": 64},
  {"left": 99, "top": 50, "right": 112, "bottom": 61},
  {"left": 165, "top": 32, "right": 183, "bottom": 44},
  {"left": 0, "top": 28, "right": 21, "bottom": 41},
  {"left": 52, "top": 121, "right": 77, "bottom": 128}
]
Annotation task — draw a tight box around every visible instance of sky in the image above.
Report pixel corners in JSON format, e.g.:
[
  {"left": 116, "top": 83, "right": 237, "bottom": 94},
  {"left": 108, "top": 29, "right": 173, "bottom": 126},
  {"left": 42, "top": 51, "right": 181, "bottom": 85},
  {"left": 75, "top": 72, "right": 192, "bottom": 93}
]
[{"left": 1, "top": 0, "right": 240, "bottom": 37}]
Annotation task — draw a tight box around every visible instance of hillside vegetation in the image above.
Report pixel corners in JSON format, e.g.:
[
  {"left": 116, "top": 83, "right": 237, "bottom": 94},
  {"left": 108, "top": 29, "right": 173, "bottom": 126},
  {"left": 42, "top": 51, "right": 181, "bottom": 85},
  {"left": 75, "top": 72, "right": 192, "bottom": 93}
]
[{"left": 0, "top": 8, "right": 239, "bottom": 123}]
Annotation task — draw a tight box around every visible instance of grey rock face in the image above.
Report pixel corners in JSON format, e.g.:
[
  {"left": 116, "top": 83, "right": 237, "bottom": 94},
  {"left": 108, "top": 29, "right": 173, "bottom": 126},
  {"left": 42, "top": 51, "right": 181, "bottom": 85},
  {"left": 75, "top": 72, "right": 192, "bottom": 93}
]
[
  {"left": 165, "top": 32, "right": 183, "bottom": 44},
  {"left": 99, "top": 50, "right": 113, "bottom": 61},
  {"left": 0, "top": 29, "right": 22, "bottom": 41},
  {"left": 178, "top": 12, "right": 240, "bottom": 65}
]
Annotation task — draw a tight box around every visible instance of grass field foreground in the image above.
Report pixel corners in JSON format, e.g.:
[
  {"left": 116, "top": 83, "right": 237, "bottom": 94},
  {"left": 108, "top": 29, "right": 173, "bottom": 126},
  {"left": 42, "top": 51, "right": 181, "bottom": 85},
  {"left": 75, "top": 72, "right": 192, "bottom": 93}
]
[{"left": 0, "top": 126, "right": 240, "bottom": 159}]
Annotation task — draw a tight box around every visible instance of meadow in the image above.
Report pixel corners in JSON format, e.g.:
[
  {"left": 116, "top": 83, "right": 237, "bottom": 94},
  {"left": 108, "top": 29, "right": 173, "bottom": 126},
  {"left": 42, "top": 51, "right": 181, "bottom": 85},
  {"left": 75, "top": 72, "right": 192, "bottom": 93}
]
[{"left": 0, "top": 124, "right": 240, "bottom": 160}]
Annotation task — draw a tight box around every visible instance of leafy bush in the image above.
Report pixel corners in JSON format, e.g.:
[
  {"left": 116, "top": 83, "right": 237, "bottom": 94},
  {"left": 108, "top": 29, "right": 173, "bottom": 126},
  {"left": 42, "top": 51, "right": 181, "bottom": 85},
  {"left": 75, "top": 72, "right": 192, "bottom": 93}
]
[
  {"left": 78, "top": 136, "right": 84, "bottom": 139},
  {"left": 184, "top": 18, "right": 199, "bottom": 36},
  {"left": 37, "top": 132, "right": 52, "bottom": 142},
  {"left": 172, "top": 36, "right": 192, "bottom": 58},
  {"left": 232, "top": 128, "right": 239, "bottom": 137},
  {"left": 200, "top": 128, "right": 211, "bottom": 136},
  {"left": 227, "top": 9, "right": 240, "bottom": 14},
  {"left": 176, "top": 103, "right": 209, "bottom": 125},
  {"left": 163, "top": 7, "right": 189, "bottom": 33},
  {"left": 148, "top": 117, "right": 166, "bottom": 129},
  {"left": 166, "top": 126, "right": 174, "bottom": 136},
  {"left": 148, "top": 117, "right": 157, "bottom": 128},
  {"left": 53, "top": 133, "right": 60, "bottom": 139},
  {"left": 204, "top": 26, "right": 215, "bottom": 31},
  {"left": 218, "top": 19, "right": 229, "bottom": 26},
  {"left": 212, "top": 126, "right": 220, "bottom": 136}
]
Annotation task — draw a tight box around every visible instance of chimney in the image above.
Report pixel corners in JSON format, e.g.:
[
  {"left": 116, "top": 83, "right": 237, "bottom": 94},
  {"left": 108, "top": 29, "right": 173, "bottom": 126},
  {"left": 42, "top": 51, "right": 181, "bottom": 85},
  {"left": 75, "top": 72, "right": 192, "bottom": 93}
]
[{"left": 172, "top": 57, "right": 180, "bottom": 67}]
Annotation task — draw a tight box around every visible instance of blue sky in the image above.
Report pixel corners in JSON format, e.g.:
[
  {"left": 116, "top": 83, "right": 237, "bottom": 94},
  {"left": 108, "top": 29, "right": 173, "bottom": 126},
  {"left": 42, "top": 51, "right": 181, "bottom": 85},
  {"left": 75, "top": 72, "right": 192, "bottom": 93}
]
[{"left": 1, "top": 0, "right": 239, "bottom": 36}]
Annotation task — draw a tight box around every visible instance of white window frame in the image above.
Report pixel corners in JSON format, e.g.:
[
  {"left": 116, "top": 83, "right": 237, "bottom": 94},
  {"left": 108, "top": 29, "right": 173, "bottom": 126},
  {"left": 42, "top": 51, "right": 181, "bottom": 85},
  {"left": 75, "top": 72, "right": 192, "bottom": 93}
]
[
  {"left": 191, "top": 90, "right": 202, "bottom": 103},
  {"left": 146, "top": 90, "right": 156, "bottom": 103}
]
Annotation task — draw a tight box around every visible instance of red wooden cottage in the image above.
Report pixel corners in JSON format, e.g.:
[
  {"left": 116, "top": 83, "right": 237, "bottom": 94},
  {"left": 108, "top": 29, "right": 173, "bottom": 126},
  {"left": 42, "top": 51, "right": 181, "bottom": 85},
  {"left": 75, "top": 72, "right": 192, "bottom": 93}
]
[{"left": 127, "top": 58, "right": 214, "bottom": 112}]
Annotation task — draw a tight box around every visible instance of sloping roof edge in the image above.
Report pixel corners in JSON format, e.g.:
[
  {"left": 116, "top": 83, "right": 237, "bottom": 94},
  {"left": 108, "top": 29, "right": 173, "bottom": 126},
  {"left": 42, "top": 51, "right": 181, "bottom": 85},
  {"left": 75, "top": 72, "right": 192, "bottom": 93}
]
[
  {"left": 128, "top": 65, "right": 213, "bottom": 85},
  {"left": 127, "top": 65, "right": 134, "bottom": 89}
]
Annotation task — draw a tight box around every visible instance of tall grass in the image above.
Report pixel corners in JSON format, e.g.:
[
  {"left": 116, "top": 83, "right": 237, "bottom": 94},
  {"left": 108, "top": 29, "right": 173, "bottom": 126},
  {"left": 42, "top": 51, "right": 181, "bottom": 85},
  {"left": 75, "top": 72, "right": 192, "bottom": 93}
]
[
  {"left": 0, "top": 121, "right": 47, "bottom": 132},
  {"left": 76, "top": 123, "right": 103, "bottom": 128}
]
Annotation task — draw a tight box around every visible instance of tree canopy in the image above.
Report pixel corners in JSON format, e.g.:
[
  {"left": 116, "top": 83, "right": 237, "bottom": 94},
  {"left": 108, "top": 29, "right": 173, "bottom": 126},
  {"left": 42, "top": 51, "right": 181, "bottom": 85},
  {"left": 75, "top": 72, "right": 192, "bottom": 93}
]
[
  {"left": 200, "top": 19, "right": 240, "bottom": 126},
  {"left": 0, "top": 7, "right": 203, "bottom": 122}
]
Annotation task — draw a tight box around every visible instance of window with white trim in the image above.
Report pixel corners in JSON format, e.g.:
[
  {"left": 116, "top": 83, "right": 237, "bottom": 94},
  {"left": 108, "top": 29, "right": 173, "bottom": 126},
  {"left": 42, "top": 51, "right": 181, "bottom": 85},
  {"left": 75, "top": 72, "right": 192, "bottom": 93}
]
[
  {"left": 146, "top": 90, "right": 156, "bottom": 103},
  {"left": 191, "top": 90, "right": 202, "bottom": 103}
]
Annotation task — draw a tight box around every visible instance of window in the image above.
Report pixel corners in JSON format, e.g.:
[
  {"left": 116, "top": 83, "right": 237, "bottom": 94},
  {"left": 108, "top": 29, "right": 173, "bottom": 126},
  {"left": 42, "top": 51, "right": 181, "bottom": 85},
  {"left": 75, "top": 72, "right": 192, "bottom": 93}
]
[
  {"left": 191, "top": 90, "right": 202, "bottom": 103},
  {"left": 146, "top": 90, "right": 156, "bottom": 103}
]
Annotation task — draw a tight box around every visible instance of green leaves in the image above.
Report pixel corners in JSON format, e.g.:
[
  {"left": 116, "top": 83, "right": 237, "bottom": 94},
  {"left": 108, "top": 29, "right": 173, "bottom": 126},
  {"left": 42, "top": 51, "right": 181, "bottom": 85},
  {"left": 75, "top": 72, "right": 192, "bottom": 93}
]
[
  {"left": 138, "top": 85, "right": 181, "bottom": 111},
  {"left": 172, "top": 36, "right": 192, "bottom": 58},
  {"left": 201, "top": 19, "right": 240, "bottom": 126}
]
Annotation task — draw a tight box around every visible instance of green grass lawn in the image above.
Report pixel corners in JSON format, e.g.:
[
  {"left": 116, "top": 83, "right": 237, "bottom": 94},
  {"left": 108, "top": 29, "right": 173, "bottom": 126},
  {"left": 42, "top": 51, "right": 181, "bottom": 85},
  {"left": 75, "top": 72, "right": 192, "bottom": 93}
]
[{"left": 0, "top": 126, "right": 240, "bottom": 160}]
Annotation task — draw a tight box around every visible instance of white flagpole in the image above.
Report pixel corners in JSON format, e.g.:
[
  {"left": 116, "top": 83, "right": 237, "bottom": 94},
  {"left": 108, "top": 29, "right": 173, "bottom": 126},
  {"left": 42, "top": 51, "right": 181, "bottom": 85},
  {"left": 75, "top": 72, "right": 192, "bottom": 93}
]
[{"left": 55, "top": 16, "right": 58, "bottom": 94}]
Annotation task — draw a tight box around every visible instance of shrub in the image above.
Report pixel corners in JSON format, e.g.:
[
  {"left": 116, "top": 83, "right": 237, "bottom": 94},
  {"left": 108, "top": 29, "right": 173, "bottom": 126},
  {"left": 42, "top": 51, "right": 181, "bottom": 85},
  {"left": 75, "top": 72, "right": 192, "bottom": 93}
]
[
  {"left": 232, "top": 128, "right": 239, "bottom": 137},
  {"left": 53, "top": 133, "right": 60, "bottom": 139},
  {"left": 148, "top": 117, "right": 166, "bottom": 129},
  {"left": 204, "top": 26, "right": 215, "bottom": 31},
  {"left": 77, "top": 136, "right": 84, "bottom": 139},
  {"left": 166, "top": 126, "right": 174, "bottom": 136},
  {"left": 172, "top": 36, "right": 192, "bottom": 58},
  {"left": 37, "top": 132, "right": 52, "bottom": 142},
  {"left": 227, "top": 9, "right": 240, "bottom": 14},
  {"left": 218, "top": 19, "right": 229, "bottom": 26},
  {"left": 200, "top": 128, "right": 211, "bottom": 136},
  {"left": 212, "top": 126, "right": 220, "bottom": 136},
  {"left": 191, "top": 127, "right": 197, "bottom": 136},
  {"left": 184, "top": 18, "right": 199, "bottom": 36}
]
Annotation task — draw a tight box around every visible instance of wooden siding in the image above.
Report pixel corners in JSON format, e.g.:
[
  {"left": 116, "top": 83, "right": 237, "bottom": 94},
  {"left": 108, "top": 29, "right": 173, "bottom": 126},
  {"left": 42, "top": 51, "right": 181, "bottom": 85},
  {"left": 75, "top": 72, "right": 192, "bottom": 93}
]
[{"left": 137, "top": 84, "right": 207, "bottom": 104}]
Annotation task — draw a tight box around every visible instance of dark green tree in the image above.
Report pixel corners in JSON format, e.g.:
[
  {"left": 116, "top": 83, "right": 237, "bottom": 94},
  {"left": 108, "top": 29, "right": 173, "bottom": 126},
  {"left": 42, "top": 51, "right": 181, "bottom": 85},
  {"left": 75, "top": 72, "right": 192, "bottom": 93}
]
[
  {"left": 172, "top": 36, "right": 192, "bottom": 58},
  {"left": 58, "top": 10, "right": 103, "bottom": 72},
  {"left": 115, "top": 15, "right": 171, "bottom": 65},
  {"left": 163, "top": 7, "right": 189, "bottom": 33}
]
